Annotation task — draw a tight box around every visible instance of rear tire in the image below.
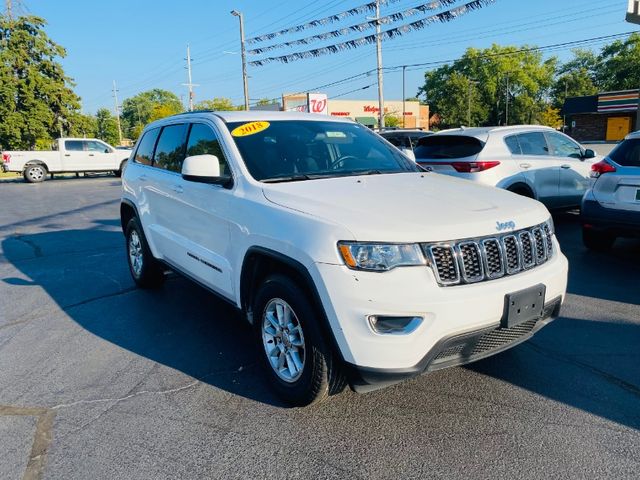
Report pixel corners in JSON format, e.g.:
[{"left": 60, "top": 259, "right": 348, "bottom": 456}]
[
  {"left": 583, "top": 227, "right": 615, "bottom": 251},
  {"left": 23, "top": 164, "right": 47, "bottom": 183},
  {"left": 125, "top": 217, "right": 165, "bottom": 288},
  {"left": 253, "top": 274, "right": 344, "bottom": 406},
  {"left": 114, "top": 160, "right": 127, "bottom": 178}
]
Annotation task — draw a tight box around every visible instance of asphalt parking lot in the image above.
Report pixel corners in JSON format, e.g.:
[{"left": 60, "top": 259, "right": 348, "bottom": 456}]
[{"left": 1, "top": 177, "right": 639, "bottom": 480}]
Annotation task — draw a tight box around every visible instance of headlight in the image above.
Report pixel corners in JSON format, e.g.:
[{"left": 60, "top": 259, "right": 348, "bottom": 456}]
[
  {"left": 337, "top": 242, "right": 427, "bottom": 272},
  {"left": 545, "top": 217, "right": 555, "bottom": 236}
]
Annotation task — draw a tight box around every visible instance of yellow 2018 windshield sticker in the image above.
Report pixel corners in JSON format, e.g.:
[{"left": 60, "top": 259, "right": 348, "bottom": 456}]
[{"left": 231, "top": 121, "right": 270, "bottom": 137}]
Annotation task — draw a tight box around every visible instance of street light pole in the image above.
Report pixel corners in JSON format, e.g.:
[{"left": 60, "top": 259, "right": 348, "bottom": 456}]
[
  {"left": 402, "top": 65, "right": 406, "bottom": 128},
  {"left": 375, "top": 0, "right": 385, "bottom": 129},
  {"left": 231, "top": 10, "right": 249, "bottom": 111}
]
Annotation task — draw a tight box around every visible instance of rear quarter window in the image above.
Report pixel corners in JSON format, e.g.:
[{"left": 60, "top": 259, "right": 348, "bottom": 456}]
[
  {"left": 608, "top": 138, "right": 640, "bottom": 167},
  {"left": 413, "top": 135, "right": 484, "bottom": 159}
]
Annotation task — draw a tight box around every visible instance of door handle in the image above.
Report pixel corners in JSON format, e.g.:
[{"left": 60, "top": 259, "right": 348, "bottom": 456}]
[
  {"left": 89, "top": 154, "right": 95, "bottom": 157},
  {"left": 138, "top": 174, "right": 148, "bottom": 182},
  {"left": 519, "top": 163, "right": 531, "bottom": 169},
  {"left": 561, "top": 164, "right": 571, "bottom": 169},
  {"left": 171, "top": 185, "right": 184, "bottom": 194},
  {"left": 64, "top": 154, "right": 71, "bottom": 157}
]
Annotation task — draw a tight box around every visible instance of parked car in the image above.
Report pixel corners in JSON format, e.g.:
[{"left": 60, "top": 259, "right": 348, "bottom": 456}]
[
  {"left": 379, "top": 129, "right": 432, "bottom": 160},
  {"left": 121, "top": 111, "right": 567, "bottom": 406},
  {"left": 581, "top": 131, "right": 640, "bottom": 250},
  {"left": 1, "top": 138, "right": 130, "bottom": 183},
  {"left": 413, "top": 126, "right": 598, "bottom": 209}
]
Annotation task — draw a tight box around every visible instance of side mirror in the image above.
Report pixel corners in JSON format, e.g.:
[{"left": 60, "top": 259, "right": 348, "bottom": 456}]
[
  {"left": 182, "top": 154, "right": 231, "bottom": 187},
  {"left": 583, "top": 148, "right": 596, "bottom": 159},
  {"left": 104, "top": 148, "right": 110, "bottom": 153}
]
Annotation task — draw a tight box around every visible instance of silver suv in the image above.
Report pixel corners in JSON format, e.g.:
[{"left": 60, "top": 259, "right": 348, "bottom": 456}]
[{"left": 581, "top": 131, "right": 640, "bottom": 250}]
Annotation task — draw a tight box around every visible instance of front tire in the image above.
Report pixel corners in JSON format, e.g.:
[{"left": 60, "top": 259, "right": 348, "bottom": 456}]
[
  {"left": 125, "top": 217, "right": 165, "bottom": 288},
  {"left": 23, "top": 164, "right": 47, "bottom": 183},
  {"left": 583, "top": 227, "right": 615, "bottom": 251},
  {"left": 253, "top": 274, "right": 343, "bottom": 406}
]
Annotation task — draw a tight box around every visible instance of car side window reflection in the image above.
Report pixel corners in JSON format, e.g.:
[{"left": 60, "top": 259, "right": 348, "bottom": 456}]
[
  {"left": 186, "top": 123, "right": 230, "bottom": 176},
  {"left": 516, "top": 132, "right": 549, "bottom": 156},
  {"left": 547, "top": 133, "right": 582, "bottom": 159}
]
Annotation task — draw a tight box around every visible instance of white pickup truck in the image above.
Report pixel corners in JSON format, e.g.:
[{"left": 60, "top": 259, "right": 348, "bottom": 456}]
[{"left": 1, "top": 138, "right": 131, "bottom": 183}]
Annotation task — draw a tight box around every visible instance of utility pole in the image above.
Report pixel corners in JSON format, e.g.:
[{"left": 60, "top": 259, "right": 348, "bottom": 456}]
[
  {"left": 375, "top": 0, "right": 385, "bottom": 129},
  {"left": 231, "top": 10, "right": 250, "bottom": 111},
  {"left": 402, "top": 66, "right": 406, "bottom": 128},
  {"left": 505, "top": 75, "right": 509, "bottom": 126},
  {"left": 563, "top": 81, "right": 568, "bottom": 132},
  {"left": 112, "top": 80, "right": 123, "bottom": 145},
  {"left": 182, "top": 44, "right": 198, "bottom": 112},
  {"left": 467, "top": 79, "right": 478, "bottom": 127}
]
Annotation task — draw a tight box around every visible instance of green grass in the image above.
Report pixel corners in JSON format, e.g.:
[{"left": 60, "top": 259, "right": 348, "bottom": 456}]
[{"left": 0, "top": 171, "right": 20, "bottom": 179}]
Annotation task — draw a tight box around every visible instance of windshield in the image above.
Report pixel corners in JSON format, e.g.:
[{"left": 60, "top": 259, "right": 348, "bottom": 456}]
[
  {"left": 226, "top": 120, "right": 420, "bottom": 182},
  {"left": 414, "top": 135, "right": 484, "bottom": 160}
]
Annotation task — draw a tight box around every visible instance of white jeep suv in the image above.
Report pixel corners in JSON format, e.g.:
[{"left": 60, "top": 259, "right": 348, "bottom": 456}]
[{"left": 121, "top": 111, "right": 568, "bottom": 406}]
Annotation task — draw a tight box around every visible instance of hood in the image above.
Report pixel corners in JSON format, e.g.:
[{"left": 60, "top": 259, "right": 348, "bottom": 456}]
[{"left": 262, "top": 172, "right": 550, "bottom": 242}]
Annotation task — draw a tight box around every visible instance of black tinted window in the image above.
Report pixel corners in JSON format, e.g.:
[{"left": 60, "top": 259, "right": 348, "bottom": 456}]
[
  {"left": 134, "top": 128, "right": 160, "bottom": 166},
  {"left": 609, "top": 138, "right": 640, "bottom": 167},
  {"left": 154, "top": 124, "right": 188, "bottom": 172},
  {"left": 186, "top": 124, "right": 230, "bottom": 176},
  {"left": 65, "top": 140, "right": 84, "bottom": 151},
  {"left": 414, "top": 135, "right": 484, "bottom": 159},
  {"left": 504, "top": 135, "right": 521, "bottom": 155},
  {"left": 516, "top": 132, "right": 548, "bottom": 156}
]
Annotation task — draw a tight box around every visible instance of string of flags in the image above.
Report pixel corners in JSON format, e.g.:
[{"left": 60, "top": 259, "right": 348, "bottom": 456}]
[
  {"left": 247, "top": 0, "right": 403, "bottom": 44},
  {"left": 248, "top": 0, "right": 496, "bottom": 67},
  {"left": 247, "top": 0, "right": 460, "bottom": 56}
]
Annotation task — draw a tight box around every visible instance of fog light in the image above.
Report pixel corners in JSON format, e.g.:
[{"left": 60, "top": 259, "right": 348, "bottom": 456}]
[{"left": 367, "top": 315, "right": 423, "bottom": 335}]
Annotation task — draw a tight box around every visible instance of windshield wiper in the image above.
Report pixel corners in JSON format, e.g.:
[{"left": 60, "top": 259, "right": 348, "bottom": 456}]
[{"left": 262, "top": 174, "right": 313, "bottom": 183}]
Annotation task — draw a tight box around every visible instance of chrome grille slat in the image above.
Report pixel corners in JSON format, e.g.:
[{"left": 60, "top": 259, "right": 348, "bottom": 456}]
[{"left": 424, "top": 222, "right": 554, "bottom": 287}]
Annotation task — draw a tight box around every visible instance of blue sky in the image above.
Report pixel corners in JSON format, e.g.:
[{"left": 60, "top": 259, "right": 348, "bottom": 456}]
[{"left": 20, "top": 0, "right": 637, "bottom": 114}]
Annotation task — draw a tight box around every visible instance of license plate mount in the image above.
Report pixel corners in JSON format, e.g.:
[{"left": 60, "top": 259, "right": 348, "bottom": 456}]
[{"left": 502, "top": 284, "right": 546, "bottom": 328}]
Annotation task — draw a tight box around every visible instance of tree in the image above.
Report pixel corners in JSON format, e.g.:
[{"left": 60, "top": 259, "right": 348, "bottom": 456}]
[
  {"left": 539, "top": 106, "right": 562, "bottom": 129},
  {"left": 256, "top": 98, "right": 277, "bottom": 106},
  {"left": 597, "top": 33, "right": 640, "bottom": 91},
  {"left": 418, "top": 44, "right": 556, "bottom": 128},
  {"left": 67, "top": 112, "right": 97, "bottom": 138},
  {"left": 0, "top": 15, "right": 82, "bottom": 149},
  {"left": 121, "top": 89, "right": 183, "bottom": 140},
  {"left": 384, "top": 113, "right": 401, "bottom": 128},
  {"left": 95, "top": 108, "right": 120, "bottom": 145},
  {"left": 194, "top": 98, "right": 238, "bottom": 111},
  {"left": 551, "top": 49, "right": 599, "bottom": 108}
]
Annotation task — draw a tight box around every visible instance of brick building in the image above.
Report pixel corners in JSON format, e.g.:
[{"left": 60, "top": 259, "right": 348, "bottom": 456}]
[{"left": 563, "top": 89, "right": 638, "bottom": 142}]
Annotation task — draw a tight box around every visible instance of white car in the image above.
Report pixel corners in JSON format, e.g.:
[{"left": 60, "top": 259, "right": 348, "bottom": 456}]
[
  {"left": 1, "top": 138, "right": 130, "bottom": 183},
  {"left": 582, "top": 131, "right": 640, "bottom": 250},
  {"left": 414, "top": 126, "right": 598, "bottom": 209},
  {"left": 120, "top": 111, "right": 568, "bottom": 406}
]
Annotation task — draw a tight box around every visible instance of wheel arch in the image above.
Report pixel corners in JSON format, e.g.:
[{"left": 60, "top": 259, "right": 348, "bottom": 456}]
[
  {"left": 505, "top": 181, "right": 536, "bottom": 199},
  {"left": 24, "top": 159, "right": 49, "bottom": 171},
  {"left": 120, "top": 199, "right": 139, "bottom": 234},
  {"left": 239, "top": 247, "right": 344, "bottom": 362}
]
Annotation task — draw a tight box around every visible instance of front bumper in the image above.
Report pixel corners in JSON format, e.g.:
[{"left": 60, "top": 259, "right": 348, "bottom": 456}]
[
  {"left": 311, "top": 238, "right": 568, "bottom": 385},
  {"left": 345, "top": 297, "right": 561, "bottom": 392},
  {"left": 582, "top": 197, "right": 640, "bottom": 237}
]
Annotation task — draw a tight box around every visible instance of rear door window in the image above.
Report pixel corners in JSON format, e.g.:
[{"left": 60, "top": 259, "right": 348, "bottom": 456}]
[
  {"left": 515, "top": 132, "right": 549, "bottom": 156},
  {"left": 153, "top": 124, "right": 188, "bottom": 173},
  {"left": 608, "top": 138, "right": 640, "bottom": 167},
  {"left": 65, "top": 140, "right": 84, "bottom": 152},
  {"left": 414, "top": 135, "right": 484, "bottom": 159},
  {"left": 134, "top": 128, "right": 160, "bottom": 166}
]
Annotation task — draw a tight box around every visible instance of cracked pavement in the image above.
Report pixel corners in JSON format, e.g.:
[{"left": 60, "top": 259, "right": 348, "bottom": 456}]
[{"left": 0, "top": 177, "right": 639, "bottom": 479}]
